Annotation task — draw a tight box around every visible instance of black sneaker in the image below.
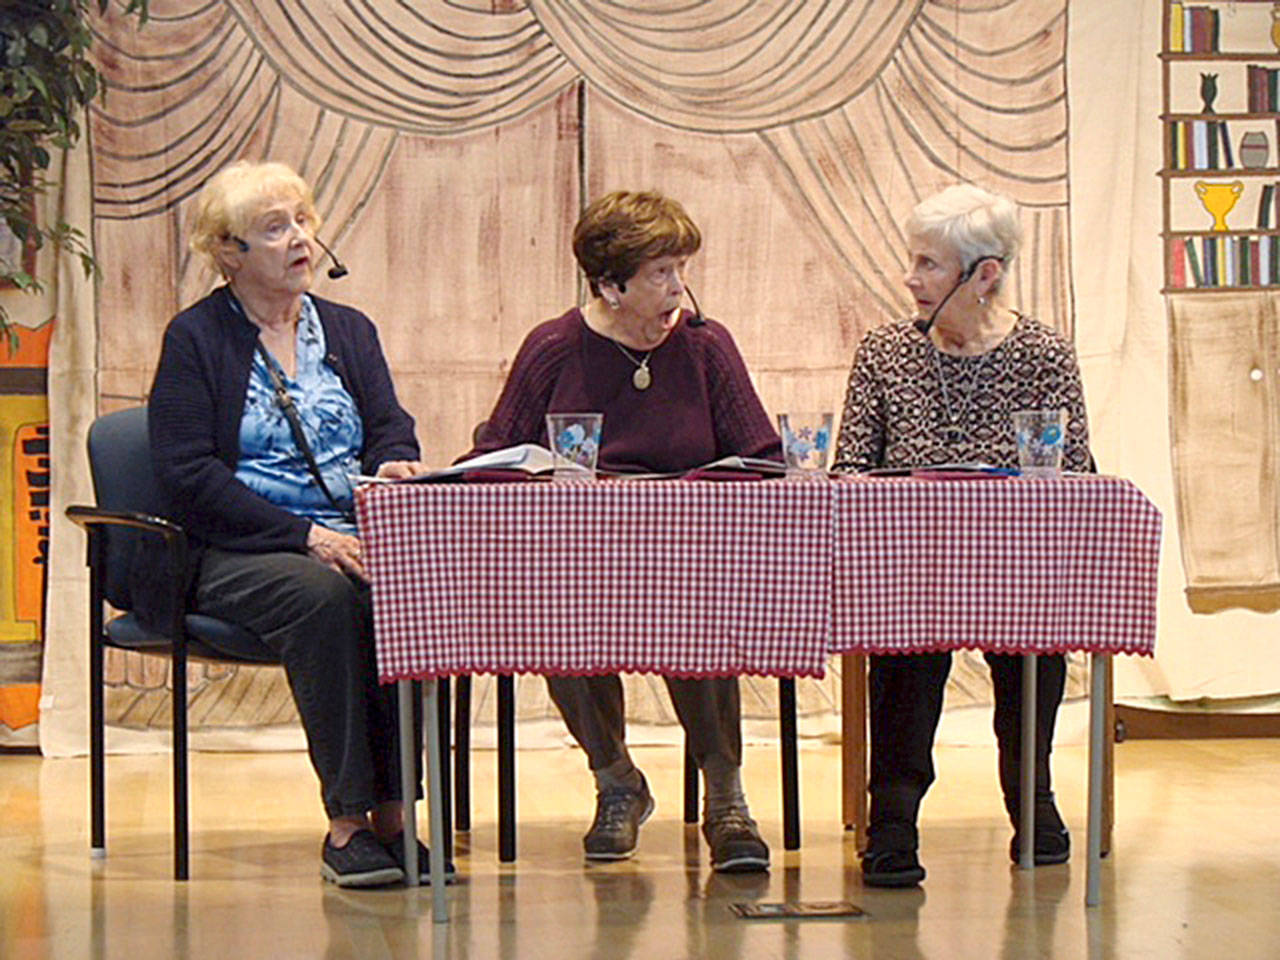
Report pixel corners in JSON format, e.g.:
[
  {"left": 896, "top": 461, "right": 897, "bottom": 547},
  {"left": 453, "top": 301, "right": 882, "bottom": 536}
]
[
  {"left": 702, "top": 808, "right": 770, "bottom": 873},
  {"left": 861, "top": 848, "right": 926, "bottom": 888},
  {"left": 583, "top": 775, "right": 655, "bottom": 860},
  {"left": 381, "top": 832, "right": 458, "bottom": 884},
  {"left": 321, "top": 829, "right": 404, "bottom": 887}
]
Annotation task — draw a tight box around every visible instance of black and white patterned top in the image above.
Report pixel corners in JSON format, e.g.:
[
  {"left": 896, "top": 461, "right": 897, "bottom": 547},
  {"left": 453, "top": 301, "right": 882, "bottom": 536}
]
[{"left": 833, "top": 314, "right": 1091, "bottom": 473}]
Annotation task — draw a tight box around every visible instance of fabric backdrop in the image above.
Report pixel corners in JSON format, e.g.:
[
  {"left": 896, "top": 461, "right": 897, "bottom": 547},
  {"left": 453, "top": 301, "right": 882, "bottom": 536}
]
[{"left": 35, "top": 0, "right": 1277, "bottom": 755}]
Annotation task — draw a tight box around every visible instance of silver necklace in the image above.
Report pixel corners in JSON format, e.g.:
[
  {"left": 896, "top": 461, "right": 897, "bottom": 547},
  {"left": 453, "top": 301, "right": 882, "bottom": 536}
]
[
  {"left": 610, "top": 339, "right": 653, "bottom": 390},
  {"left": 933, "top": 347, "right": 992, "bottom": 443}
]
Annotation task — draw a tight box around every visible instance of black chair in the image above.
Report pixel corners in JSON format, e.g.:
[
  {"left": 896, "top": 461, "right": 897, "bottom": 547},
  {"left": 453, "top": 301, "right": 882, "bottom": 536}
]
[
  {"left": 67, "top": 407, "right": 452, "bottom": 878},
  {"left": 65, "top": 406, "right": 284, "bottom": 879}
]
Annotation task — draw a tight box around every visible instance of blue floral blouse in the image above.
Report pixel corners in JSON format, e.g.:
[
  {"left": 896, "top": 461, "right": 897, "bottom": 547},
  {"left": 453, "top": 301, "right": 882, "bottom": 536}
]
[{"left": 234, "top": 296, "right": 363, "bottom": 535}]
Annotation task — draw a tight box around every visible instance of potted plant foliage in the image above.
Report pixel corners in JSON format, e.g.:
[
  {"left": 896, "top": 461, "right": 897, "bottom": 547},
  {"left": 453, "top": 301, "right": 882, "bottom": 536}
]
[{"left": 0, "top": 0, "right": 147, "bottom": 352}]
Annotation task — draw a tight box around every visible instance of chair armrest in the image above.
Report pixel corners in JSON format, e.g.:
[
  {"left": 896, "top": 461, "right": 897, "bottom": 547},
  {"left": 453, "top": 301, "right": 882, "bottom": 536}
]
[
  {"left": 65, "top": 504, "right": 186, "bottom": 546},
  {"left": 65, "top": 503, "right": 189, "bottom": 581},
  {"left": 65, "top": 505, "right": 191, "bottom": 639}
]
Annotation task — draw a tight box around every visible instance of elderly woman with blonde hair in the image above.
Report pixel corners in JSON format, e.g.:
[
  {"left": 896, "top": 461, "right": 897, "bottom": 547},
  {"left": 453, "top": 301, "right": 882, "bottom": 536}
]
[
  {"left": 463, "top": 189, "right": 781, "bottom": 873},
  {"left": 139, "top": 160, "right": 443, "bottom": 887},
  {"left": 834, "top": 183, "right": 1092, "bottom": 888}
]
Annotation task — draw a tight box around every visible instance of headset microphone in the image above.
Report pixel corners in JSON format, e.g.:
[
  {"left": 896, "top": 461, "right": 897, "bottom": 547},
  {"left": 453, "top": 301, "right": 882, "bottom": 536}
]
[
  {"left": 684, "top": 284, "right": 707, "bottom": 327},
  {"left": 229, "top": 235, "right": 347, "bottom": 280},
  {"left": 314, "top": 236, "right": 349, "bottom": 280},
  {"left": 912, "top": 256, "right": 997, "bottom": 336}
]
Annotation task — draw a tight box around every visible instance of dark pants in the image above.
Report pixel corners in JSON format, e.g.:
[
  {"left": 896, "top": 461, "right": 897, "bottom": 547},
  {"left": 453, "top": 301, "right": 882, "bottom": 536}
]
[
  {"left": 546, "top": 674, "right": 742, "bottom": 780},
  {"left": 194, "top": 549, "right": 421, "bottom": 819},
  {"left": 867, "top": 652, "right": 1066, "bottom": 852}
]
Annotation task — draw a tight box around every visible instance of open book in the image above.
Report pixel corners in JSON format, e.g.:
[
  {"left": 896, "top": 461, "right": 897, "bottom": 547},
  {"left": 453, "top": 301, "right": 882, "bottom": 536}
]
[
  {"left": 863, "top": 462, "right": 1018, "bottom": 478},
  {"left": 354, "top": 446, "right": 787, "bottom": 483}
]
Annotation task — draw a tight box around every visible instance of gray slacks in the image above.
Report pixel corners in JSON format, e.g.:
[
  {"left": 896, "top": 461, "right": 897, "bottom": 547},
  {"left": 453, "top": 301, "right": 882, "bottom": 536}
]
[
  {"left": 194, "top": 548, "right": 420, "bottom": 819},
  {"left": 545, "top": 674, "right": 742, "bottom": 780}
]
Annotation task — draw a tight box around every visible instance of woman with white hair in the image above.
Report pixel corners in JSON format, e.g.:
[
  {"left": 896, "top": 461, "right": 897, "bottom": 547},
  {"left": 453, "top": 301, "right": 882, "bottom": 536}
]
[
  {"left": 834, "top": 183, "right": 1092, "bottom": 888},
  {"left": 140, "top": 160, "right": 445, "bottom": 887}
]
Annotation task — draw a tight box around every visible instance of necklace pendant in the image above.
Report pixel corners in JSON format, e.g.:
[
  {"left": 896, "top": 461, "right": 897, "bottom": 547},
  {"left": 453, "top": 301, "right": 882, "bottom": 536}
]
[{"left": 633, "top": 366, "right": 651, "bottom": 390}]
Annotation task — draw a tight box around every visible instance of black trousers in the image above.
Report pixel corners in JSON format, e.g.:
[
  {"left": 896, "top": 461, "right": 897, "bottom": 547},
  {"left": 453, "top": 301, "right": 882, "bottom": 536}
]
[
  {"left": 867, "top": 652, "right": 1066, "bottom": 852},
  {"left": 194, "top": 549, "right": 421, "bottom": 819}
]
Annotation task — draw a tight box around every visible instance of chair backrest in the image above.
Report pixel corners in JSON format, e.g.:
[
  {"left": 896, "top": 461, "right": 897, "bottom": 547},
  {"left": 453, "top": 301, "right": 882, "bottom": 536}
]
[{"left": 85, "top": 406, "right": 160, "bottom": 610}]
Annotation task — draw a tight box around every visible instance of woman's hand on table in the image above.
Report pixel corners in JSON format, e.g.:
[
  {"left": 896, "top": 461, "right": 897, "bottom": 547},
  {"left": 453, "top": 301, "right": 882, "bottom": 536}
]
[
  {"left": 375, "top": 459, "right": 427, "bottom": 480},
  {"left": 307, "top": 523, "right": 367, "bottom": 581}
]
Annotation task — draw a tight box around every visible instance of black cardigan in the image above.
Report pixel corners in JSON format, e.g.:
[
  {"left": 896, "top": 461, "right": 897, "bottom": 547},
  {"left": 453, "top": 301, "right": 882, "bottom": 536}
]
[{"left": 133, "top": 285, "right": 418, "bottom": 627}]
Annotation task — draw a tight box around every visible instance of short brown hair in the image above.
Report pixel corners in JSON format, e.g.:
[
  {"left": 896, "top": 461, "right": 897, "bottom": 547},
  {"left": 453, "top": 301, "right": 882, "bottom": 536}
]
[{"left": 572, "top": 191, "right": 702, "bottom": 296}]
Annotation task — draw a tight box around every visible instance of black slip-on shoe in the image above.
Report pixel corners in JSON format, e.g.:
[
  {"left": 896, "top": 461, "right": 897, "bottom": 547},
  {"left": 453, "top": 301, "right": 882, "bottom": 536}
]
[
  {"left": 321, "top": 829, "right": 404, "bottom": 888},
  {"left": 381, "top": 832, "right": 458, "bottom": 884},
  {"left": 1010, "top": 826, "right": 1071, "bottom": 866},
  {"left": 862, "top": 849, "right": 926, "bottom": 888}
]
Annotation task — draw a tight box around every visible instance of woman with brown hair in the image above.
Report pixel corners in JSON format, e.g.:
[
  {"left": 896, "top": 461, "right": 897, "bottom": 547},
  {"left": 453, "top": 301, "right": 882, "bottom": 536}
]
[{"left": 465, "top": 190, "right": 781, "bottom": 873}]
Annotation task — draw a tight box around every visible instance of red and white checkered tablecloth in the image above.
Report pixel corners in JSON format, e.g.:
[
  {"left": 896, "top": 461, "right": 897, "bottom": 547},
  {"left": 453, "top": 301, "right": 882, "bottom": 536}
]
[
  {"left": 357, "top": 480, "right": 834, "bottom": 682},
  {"left": 830, "top": 474, "right": 1162, "bottom": 656}
]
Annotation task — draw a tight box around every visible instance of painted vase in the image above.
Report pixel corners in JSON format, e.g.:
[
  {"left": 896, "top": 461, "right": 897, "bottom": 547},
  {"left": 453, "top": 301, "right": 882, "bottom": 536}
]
[{"left": 1240, "top": 132, "right": 1270, "bottom": 169}]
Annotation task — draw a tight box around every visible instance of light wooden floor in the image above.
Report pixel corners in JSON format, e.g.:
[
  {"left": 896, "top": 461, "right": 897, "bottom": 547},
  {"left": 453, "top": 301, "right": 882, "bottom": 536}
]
[{"left": 2, "top": 738, "right": 1279, "bottom": 959}]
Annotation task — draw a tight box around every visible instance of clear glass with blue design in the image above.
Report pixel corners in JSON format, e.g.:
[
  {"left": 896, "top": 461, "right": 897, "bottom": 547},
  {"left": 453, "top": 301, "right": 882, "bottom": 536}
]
[
  {"left": 1012, "top": 409, "right": 1066, "bottom": 478},
  {"left": 546, "top": 412, "right": 603, "bottom": 480},
  {"left": 777, "top": 412, "right": 834, "bottom": 474}
]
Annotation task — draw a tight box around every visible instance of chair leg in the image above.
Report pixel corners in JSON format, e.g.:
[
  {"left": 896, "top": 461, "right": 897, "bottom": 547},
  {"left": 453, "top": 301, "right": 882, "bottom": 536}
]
[
  {"left": 683, "top": 742, "right": 699, "bottom": 824},
  {"left": 88, "top": 640, "right": 104, "bottom": 855},
  {"left": 436, "top": 677, "right": 452, "bottom": 860},
  {"left": 86, "top": 546, "right": 108, "bottom": 859},
  {"left": 455, "top": 676, "right": 471, "bottom": 833},
  {"left": 173, "top": 642, "right": 189, "bottom": 880},
  {"left": 841, "top": 654, "right": 868, "bottom": 854},
  {"left": 497, "top": 675, "right": 516, "bottom": 862},
  {"left": 780, "top": 678, "right": 800, "bottom": 850},
  {"left": 1102, "top": 655, "right": 1114, "bottom": 858}
]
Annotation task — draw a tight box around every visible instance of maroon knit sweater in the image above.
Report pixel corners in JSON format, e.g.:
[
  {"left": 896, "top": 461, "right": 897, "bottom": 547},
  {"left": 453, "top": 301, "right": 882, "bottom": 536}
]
[{"left": 465, "top": 308, "right": 781, "bottom": 473}]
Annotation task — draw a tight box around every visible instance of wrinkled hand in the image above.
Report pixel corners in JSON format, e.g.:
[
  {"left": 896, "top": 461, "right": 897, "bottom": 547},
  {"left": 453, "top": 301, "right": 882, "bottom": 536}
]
[
  {"left": 376, "top": 459, "right": 427, "bottom": 480},
  {"left": 307, "top": 523, "right": 367, "bottom": 581}
]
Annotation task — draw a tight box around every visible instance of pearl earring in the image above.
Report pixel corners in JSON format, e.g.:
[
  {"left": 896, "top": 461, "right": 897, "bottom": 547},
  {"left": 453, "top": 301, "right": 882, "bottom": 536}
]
[{"left": 978, "top": 295, "right": 988, "bottom": 306}]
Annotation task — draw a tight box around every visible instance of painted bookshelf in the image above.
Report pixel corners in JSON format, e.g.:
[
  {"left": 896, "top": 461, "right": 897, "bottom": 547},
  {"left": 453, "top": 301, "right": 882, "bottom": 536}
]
[{"left": 1161, "top": 0, "right": 1280, "bottom": 291}]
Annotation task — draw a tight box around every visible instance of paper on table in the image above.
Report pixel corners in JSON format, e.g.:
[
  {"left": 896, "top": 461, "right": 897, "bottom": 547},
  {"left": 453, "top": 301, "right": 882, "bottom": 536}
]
[
  {"left": 351, "top": 444, "right": 556, "bottom": 486},
  {"left": 353, "top": 447, "right": 787, "bottom": 485},
  {"left": 862, "top": 462, "right": 1018, "bottom": 478},
  {"left": 606, "top": 455, "right": 787, "bottom": 480}
]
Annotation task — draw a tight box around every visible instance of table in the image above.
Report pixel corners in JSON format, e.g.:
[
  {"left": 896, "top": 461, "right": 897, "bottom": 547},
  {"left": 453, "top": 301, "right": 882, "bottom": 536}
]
[
  {"left": 358, "top": 479, "right": 835, "bottom": 921},
  {"left": 357, "top": 473, "right": 1161, "bottom": 920},
  {"left": 829, "top": 474, "right": 1162, "bottom": 906}
]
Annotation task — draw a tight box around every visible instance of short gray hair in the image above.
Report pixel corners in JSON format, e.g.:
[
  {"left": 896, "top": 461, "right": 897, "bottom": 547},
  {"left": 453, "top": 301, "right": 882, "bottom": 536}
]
[{"left": 905, "top": 184, "right": 1021, "bottom": 282}]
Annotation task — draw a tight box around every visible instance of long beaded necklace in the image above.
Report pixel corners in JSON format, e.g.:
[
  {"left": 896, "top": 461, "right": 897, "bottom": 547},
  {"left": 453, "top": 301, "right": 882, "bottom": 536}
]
[
  {"left": 610, "top": 339, "right": 653, "bottom": 391},
  {"left": 932, "top": 347, "right": 993, "bottom": 444}
]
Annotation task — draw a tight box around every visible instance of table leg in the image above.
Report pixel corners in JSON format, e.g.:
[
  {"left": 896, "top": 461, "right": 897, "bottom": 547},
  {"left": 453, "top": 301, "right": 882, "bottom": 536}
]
[
  {"left": 1087, "top": 653, "right": 1106, "bottom": 907},
  {"left": 397, "top": 680, "right": 419, "bottom": 889},
  {"left": 1019, "top": 654, "right": 1037, "bottom": 870},
  {"left": 426, "top": 678, "right": 448, "bottom": 922}
]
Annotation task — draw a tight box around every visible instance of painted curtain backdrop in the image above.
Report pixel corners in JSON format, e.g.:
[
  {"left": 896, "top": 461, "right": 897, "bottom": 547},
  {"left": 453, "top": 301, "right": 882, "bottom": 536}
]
[{"left": 40, "top": 0, "right": 1074, "bottom": 751}]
